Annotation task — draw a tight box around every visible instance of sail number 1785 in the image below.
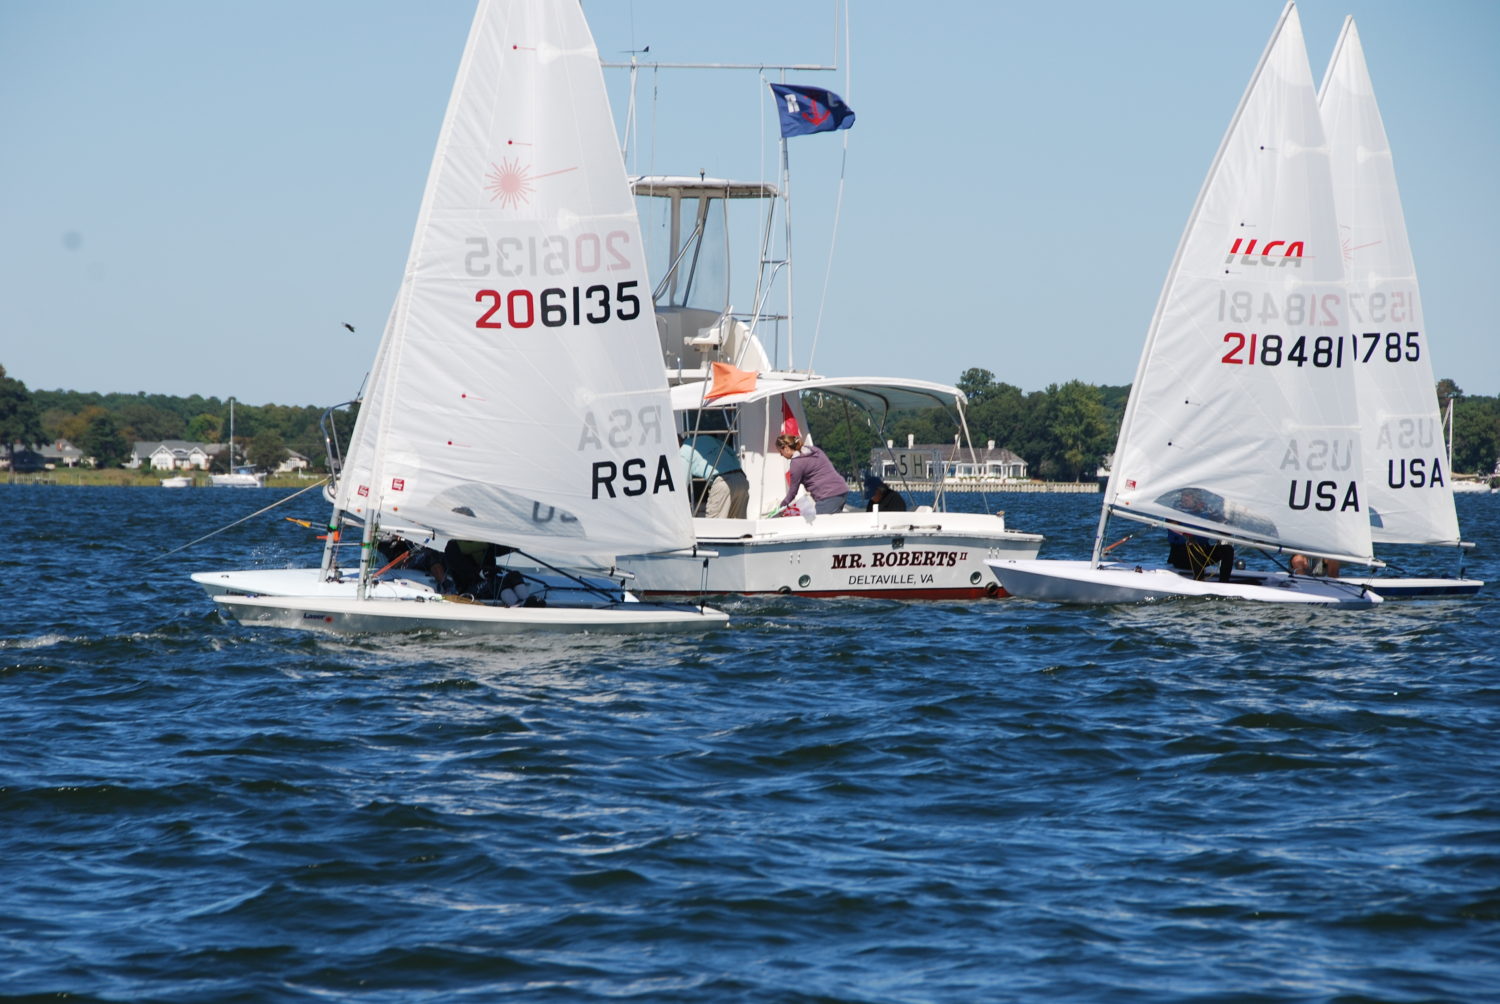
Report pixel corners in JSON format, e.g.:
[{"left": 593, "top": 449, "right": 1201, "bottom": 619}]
[{"left": 475, "top": 281, "right": 640, "bottom": 329}]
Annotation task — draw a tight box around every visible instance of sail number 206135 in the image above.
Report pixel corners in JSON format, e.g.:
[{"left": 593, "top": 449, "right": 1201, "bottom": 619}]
[
  {"left": 474, "top": 281, "right": 640, "bottom": 329},
  {"left": 1220, "top": 331, "right": 1421, "bottom": 367}
]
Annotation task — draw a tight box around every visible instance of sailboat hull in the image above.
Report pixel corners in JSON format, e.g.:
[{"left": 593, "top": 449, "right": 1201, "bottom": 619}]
[
  {"left": 987, "top": 559, "right": 1384, "bottom": 606},
  {"left": 214, "top": 593, "right": 726, "bottom": 635},
  {"left": 193, "top": 567, "right": 726, "bottom": 634},
  {"left": 1335, "top": 575, "right": 1483, "bottom": 598},
  {"left": 208, "top": 473, "right": 264, "bottom": 488}
]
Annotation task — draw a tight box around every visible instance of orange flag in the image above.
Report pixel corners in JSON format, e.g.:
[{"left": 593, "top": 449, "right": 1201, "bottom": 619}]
[{"left": 705, "top": 361, "right": 757, "bottom": 400}]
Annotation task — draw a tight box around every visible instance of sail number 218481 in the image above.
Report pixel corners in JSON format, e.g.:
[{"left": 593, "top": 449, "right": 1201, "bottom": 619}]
[{"left": 1221, "top": 330, "right": 1421, "bottom": 368}]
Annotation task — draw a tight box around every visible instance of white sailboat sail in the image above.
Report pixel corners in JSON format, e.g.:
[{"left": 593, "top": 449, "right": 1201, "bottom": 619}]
[
  {"left": 333, "top": 0, "right": 693, "bottom": 561},
  {"left": 1318, "top": 17, "right": 1460, "bottom": 547},
  {"left": 1102, "top": 2, "right": 1373, "bottom": 567}
]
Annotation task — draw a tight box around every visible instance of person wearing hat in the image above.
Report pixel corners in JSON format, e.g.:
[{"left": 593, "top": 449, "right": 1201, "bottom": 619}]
[{"left": 864, "top": 474, "right": 906, "bottom": 512}]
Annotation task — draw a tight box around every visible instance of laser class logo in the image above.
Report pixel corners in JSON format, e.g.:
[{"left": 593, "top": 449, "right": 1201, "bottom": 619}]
[
  {"left": 485, "top": 155, "right": 578, "bottom": 209},
  {"left": 1226, "top": 237, "right": 1305, "bottom": 266}
]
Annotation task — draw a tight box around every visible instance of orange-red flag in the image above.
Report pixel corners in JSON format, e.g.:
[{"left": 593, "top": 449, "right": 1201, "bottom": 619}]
[
  {"left": 780, "top": 397, "right": 800, "bottom": 436},
  {"left": 705, "top": 361, "right": 758, "bottom": 400}
]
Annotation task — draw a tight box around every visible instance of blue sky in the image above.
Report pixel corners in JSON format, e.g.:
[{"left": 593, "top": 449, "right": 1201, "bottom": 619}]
[{"left": 2, "top": 1, "right": 1496, "bottom": 406}]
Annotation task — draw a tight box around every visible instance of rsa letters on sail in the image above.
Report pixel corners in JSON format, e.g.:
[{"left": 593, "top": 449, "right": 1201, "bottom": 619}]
[{"left": 579, "top": 405, "right": 676, "bottom": 500}]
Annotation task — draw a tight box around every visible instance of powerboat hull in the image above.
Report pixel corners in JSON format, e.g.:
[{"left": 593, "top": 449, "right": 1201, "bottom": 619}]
[
  {"left": 986, "top": 559, "right": 1384, "bottom": 606},
  {"left": 619, "top": 511, "right": 1043, "bottom": 598}
]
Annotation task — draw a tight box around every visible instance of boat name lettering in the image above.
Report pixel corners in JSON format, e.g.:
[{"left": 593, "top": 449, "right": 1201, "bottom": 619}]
[
  {"left": 1225, "top": 237, "right": 1304, "bottom": 265},
  {"left": 830, "top": 550, "right": 958, "bottom": 570},
  {"left": 1386, "top": 457, "right": 1446, "bottom": 490},
  {"left": 1287, "top": 479, "right": 1360, "bottom": 512},
  {"left": 475, "top": 282, "right": 641, "bottom": 329},
  {"left": 577, "top": 406, "right": 667, "bottom": 450},
  {"left": 1279, "top": 438, "right": 1356, "bottom": 473},
  {"left": 464, "top": 232, "right": 632, "bottom": 277},
  {"left": 591, "top": 455, "right": 676, "bottom": 499}
]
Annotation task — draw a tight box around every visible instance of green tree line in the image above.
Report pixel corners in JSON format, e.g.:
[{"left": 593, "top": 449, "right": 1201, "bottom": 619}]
[
  {"left": 4, "top": 363, "right": 1499, "bottom": 480},
  {"left": 0, "top": 365, "right": 353, "bottom": 472},
  {"left": 808, "top": 367, "right": 1500, "bottom": 482}
]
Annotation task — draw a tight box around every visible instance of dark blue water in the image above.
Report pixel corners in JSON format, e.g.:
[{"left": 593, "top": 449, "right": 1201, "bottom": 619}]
[{"left": 3, "top": 485, "right": 1497, "bottom": 1003}]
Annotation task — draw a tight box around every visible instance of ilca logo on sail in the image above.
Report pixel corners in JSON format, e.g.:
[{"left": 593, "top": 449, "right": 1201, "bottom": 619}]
[{"left": 1227, "top": 237, "right": 1305, "bottom": 266}]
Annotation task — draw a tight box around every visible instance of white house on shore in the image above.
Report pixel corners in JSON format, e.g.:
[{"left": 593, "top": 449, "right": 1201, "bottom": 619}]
[
  {"left": 273, "top": 451, "right": 311, "bottom": 475},
  {"left": 129, "top": 440, "right": 222, "bottom": 472},
  {"left": 127, "top": 440, "right": 311, "bottom": 475},
  {"left": 869, "top": 436, "right": 1029, "bottom": 483}
]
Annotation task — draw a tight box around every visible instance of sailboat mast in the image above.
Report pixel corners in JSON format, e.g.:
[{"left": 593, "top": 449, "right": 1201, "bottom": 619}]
[{"left": 780, "top": 131, "right": 795, "bottom": 368}]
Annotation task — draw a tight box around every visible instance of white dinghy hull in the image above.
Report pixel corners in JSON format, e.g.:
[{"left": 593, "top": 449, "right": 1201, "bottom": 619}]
[
  {"left": 215, "top": 594, "right": 726, "bottom": 635},
  {"left": 194, "top": 567, "right": 725, "bottom": 635},
  {"left": 1335, "top": 575, "right": 1482, "bottom": 599},
  {"left": 987, "top": 559, "right": 1384, "bottom": 607}
]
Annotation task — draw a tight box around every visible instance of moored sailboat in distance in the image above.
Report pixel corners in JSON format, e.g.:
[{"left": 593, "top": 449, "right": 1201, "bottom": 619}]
[
  {"left": 1315, "top": 16, "right": 1481, "bottom": 598},
  {"left": 193, "top": 0, "right": 726, "bottom": 634},
  {"left": 988, "top": 2, "right": 1382, "bottom": 606},
  {"left": 208, "top": 398, "right": 264, "bottom": 488}
]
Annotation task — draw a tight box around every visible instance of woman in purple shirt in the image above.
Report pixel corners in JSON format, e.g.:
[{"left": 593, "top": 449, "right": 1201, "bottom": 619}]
[{"left": 775, "top": 434, "right": 848, "bottom": 515}]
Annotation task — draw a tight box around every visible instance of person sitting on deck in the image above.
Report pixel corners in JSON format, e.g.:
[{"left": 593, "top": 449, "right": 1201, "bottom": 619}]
[
  {"left": 863, "top": 475, "right": 907, "bottom": 513},
  {"left": 1290, "top": 554, "right": 1340, "bottom": 578},
  {"left": 428, "top": 558, "right": 458, "bottom": 595},
  {"left": 1165, "top": 488, "right": 1233, "bottom": 582}
]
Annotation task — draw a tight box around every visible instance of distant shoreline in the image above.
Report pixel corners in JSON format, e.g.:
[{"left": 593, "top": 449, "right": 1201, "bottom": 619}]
[{"left": 3, "top": 472, "right": 323, "bottom": 489}]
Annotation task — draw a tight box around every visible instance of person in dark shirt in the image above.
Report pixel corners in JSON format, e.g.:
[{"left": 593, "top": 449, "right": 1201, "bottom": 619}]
[
  {"left": 863, "top": 475, "right": 906, "bottom": 512},
  {"left": 1165, "top": 487, "right": 1233, "bottom": 581}
]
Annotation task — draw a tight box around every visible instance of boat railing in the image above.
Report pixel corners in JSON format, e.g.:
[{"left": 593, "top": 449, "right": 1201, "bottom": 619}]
[{"left": 318, "top": 400, "right": 358, "bottom": 489}]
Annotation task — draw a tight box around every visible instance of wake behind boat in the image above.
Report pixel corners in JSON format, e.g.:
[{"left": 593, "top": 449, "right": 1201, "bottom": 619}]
[
  {"left": 989, "top": 3, "right": 1382, "bottom": 608},
  {"left": 194, "top": 0, "right": 725, "bottom": 635}
]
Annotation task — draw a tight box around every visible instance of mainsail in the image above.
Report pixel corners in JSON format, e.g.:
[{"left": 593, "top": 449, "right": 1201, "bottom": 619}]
[
  {"left": 1319, "top": 17, "right": 1460, "bottom": 547},
  {"left": 333, "top": 0, "right": 694, "bottom": 560},
  {"left": 1102, "top": 2, "right": 1374, "bottom": 566}
]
